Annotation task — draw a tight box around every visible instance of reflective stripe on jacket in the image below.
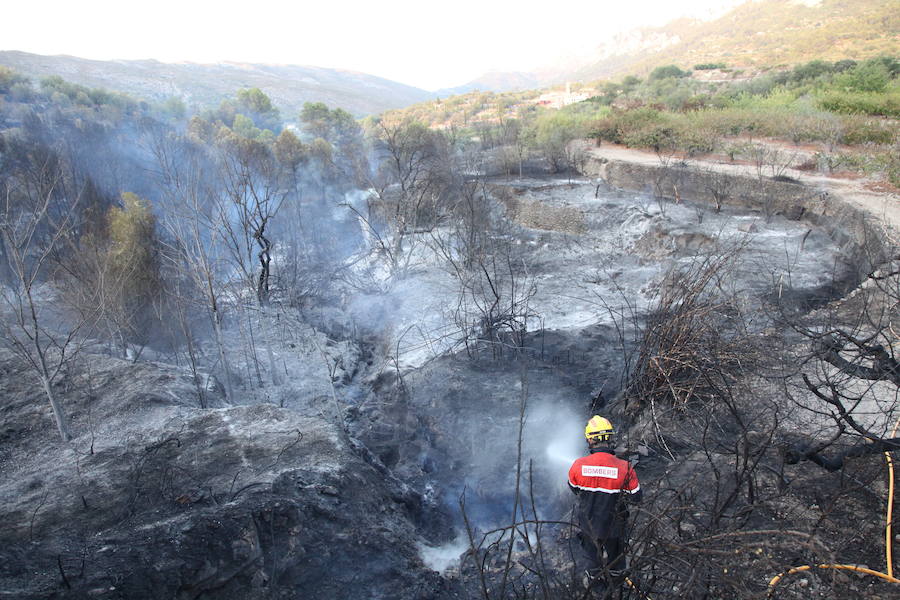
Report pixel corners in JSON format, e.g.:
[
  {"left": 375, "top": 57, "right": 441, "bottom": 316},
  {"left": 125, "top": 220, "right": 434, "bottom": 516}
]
[{"left": 568, "top": 448, "right": 641, "bottom": 538}]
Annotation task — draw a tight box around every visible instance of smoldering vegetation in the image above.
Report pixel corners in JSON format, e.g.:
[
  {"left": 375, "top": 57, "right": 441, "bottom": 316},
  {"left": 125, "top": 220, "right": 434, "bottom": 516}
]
[{"left": 1, "top": 72, "right": 899, "bottom": 600}]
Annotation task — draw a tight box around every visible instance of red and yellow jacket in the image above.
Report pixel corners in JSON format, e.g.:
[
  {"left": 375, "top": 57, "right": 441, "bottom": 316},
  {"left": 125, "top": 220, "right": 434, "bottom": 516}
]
[{"left": 568, "top": 448, "right": 641, "bottom": 538}]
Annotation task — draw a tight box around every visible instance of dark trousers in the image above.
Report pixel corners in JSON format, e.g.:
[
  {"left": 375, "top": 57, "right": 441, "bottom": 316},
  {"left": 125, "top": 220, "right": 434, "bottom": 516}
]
[{"left": 580, "top": 533, "right": 626, "bottom": 575}]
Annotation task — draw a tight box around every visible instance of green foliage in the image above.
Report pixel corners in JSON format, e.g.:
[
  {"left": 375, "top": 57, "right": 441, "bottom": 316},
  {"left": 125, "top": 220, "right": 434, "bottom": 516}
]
[
  {"left": 273, "top": 129, "right": 307, "bottom": 170},
  {"left": 38, "top": 75, "right": 137, "bottom": 114},
  {"left": 209, "top": 99, "right": 238, "bottom": 127},
  {"left": 604, "top": 0, "right": 900, "bottom": 82},
  {"left": 590, "top": 107, "right": 665, "bottom": 144},
  {"left": 589, "top": 117, "right": 620, "bottom": 144},
  {"left": 833, "top": 59, "right": 858, "bottom": 73},
  {"left": 621, "top": 123, "right": 679, "bottom": 152},
  {"left": 791, "top": 59, "right": 832, "bottom": 82},
  {"left": 108, "top": 193, "right": 158, "bottom": 282},
  {"left": 869, "top": 55, "right": 900, "bottom": 78},
  {"left": 162, "top": 96, "right": 187, "bottom": 120},
  {"left": 817, "top": 89, "right": 900, "bottom": 118},
  {"left": 104, "top": 192, "right": 163, "bottom": 346},
  {"left": 649, "top": 65, "right": 690, "bottom": 81},
  {"left": 834, "top": 60, "right": 891, "bottom": 93},
  {"left": 234, "top": 88, "right": 280, "bottom": 133},
  {"left": 841, "top": 116, "right": 897, "bottom": 145},
  {"left": 727, "top": 88, "right": 801, "bottom": 110},
  {"left": 888, "top": 151, "right": 900, "bottom": 188},
  {"left": 187, "top": 116, "right": 216, "bottom": 143},
  {"left": 299, "top": 102, "right": 365, "bottom": 179},
  {"left": 527, "top": 110, "right": 590, "bottom": 171},
  {"left": 202, "top": 89, "right": 281, "bottom": 134},
  {"left": 558, "top": 100, "right": 610, "bottom": 121},
  {"left": 694, "top": 63, "right": 726, "bottom": 70},
  {"left": 237, "top": 87, "right": 275, "bottom": 114},
  {"left": 231, "top": 113, "right": 262, "bottom": 139},
  {"left": 0, "top": 66, "right": 29, "bottom": 94},
  {"left": 10, "top": 82, "right": 37, "bottom": 103},
  {"left": 618, "top": 118, "right": 718, "bottom": 156},
  {"left": 301, "top": 102, "right": 339, "bottom": 138}
]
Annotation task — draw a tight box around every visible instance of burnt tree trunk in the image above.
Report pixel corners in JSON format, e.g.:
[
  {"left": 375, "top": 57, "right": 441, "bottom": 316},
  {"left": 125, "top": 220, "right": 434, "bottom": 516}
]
[{"left": 254, "top": 221, "right": 272, "bottom": 306}]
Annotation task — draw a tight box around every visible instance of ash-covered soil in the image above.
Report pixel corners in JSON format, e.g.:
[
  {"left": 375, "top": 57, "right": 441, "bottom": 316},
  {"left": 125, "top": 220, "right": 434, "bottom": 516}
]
[
  {"left": 2, "top": 178, "right": 882, "bottom": 599},
  {"left": 0, "top": 351, "right": 457, "bottom": 600}
]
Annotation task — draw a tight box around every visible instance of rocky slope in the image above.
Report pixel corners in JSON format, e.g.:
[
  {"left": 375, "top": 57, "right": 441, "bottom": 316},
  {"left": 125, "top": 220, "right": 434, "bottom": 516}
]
[{"left": 0, "top": 350, "right": 456, "bottom": 600}]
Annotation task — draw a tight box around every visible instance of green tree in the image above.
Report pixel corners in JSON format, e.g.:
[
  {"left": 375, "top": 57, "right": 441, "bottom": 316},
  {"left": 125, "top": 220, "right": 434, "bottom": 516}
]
[
  {"left": 836, "top": 60, "right": 891, "bottom": 93},
  {"left": 98, "top": 192, "right": 162, "bottom": 358},
  {"left": 791, "top": 59, "right": 833, "bottom": 82},
  {"left": 273, "top": 129, "right": 308, "bottom": 175},
  {"left": 299, "top": 102, "right": 366, "bottom": 183},
  {"left": 187, "top": 115, "right": 216, "bottom": 144},
  {"left": 162, "top": 96, "right": 187, "bottom": 120},
  {"left": 649, "top": 65, "right": 690, "bottom": 81},
  {"left": 236, "top": 87, "right": 281, "bottom": 132},
  {"left": 237, "top": 87, "right": 275, "bottom": 114},
  {"left": 529, "top": 111, "right": 587, "bottom": 173},
  {"left": 300, "top": 102, "right": 333, "bottom": 139},
  {"left": 232, "top": 113, "right": 262, "bottom": 139}
]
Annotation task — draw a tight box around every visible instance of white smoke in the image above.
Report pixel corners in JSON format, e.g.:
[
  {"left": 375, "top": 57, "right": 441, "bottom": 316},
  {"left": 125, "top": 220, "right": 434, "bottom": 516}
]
[{"left": 418, "top": 535, "right": 468, "bottom": 573}]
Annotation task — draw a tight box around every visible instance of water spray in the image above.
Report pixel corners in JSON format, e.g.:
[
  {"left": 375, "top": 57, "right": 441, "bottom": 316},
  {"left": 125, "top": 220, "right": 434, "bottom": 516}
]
[{"left": 545, "top": 437, "right": 580, "bottom": 467}]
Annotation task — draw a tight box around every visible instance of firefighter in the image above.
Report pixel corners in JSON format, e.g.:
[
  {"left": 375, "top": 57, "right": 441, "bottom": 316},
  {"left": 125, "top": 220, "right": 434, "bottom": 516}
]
[{"left": 568, "top": 415, "right": 641, "bottom": 590}]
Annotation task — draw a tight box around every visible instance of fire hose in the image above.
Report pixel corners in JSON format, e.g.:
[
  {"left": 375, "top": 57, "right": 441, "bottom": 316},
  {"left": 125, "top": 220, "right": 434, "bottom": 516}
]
[
  {"left": 767, "top": 417, "right": 900, "bottom": 595},
  {"left": 624, "top": 576, "right": 652, "bottom": 599}
]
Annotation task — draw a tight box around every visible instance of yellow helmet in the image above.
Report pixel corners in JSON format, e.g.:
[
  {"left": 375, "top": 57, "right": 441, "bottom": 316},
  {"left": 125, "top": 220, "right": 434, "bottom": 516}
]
[{"left": 585, "top": 415, "right": 614, "bottom": 443}]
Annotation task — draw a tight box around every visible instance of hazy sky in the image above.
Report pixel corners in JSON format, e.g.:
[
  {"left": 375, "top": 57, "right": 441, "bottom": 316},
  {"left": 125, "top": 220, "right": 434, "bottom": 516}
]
[{"left": 5, "top": 1, "right": 745, "bottom": 90}]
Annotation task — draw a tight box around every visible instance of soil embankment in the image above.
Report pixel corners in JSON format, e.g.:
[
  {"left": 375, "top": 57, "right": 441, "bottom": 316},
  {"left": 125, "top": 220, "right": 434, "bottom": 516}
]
[{"left": 583, "top": 144, "right": 899, "bottom": 268}]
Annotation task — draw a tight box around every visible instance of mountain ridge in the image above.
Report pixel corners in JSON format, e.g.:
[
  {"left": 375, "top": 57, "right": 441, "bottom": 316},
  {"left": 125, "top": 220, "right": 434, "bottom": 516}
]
[
  {"left": 567, "top": 0, "right": 899, "bottom": 82},
  {"left": 447, "top": 0, "right": 898, "bottom": 92},
  {"left": 0, "top": 50, "right": 433, "bottom": 117}
]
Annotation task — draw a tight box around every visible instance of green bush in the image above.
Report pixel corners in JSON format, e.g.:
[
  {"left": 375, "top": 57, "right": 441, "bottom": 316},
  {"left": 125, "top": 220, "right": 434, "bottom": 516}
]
[
  {"left": 621, "top": 124, "right": 678, "bottom": 153},
  {"left": 617, "top": 118, "right": 718, "bottom": 156},
  {"left": 0, "top": 67, "right": 29, "bottom": 94},
  {"left": 791, "top": 60, "right": 834, "bottom": 82},
  {"left": 9, "top": 82, "right": 36, "bottom": 103},
  {"left": 677, "top": 126, "right": 719, "bottom": 156},
  {"left": 590, "top": 107, "right": 666, "bottom": 144},
  {"left": 649, "top": 65, "right": 690, "bottom": 81},
  {"left": 817, "top": 90, "right": 900, "bottom": 117},
  {"left": 889, "top": 160, "right": 900, "bottom": 188},
  {"left": 834, "top": 61, "right": 891, "bottom": 93},
  {"left": 841, "top": 117, "right": 897, "bottom": 145},
  {"left": 694, "top": 63, "right": 726, "bottom": 70},
  {"left": 589, "top": 117, "right": 620, "bottom": 143},
  {"left": 684, "top": 107, "right": 779, "bottom": 137},
  {"left": 833, "top": 59, "right": 858, "bottom": 73}
]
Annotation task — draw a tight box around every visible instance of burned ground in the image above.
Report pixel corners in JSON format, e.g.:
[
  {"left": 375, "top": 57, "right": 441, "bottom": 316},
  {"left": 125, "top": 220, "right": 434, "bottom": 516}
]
[{"left": 1, "top": 174, "right": 896, "bottom": 599}]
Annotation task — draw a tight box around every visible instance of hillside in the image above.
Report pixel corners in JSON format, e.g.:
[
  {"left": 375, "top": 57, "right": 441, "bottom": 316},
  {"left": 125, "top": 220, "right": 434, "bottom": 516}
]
[
  {"left": 448, "top": 0, "right": 898, "bottom": 92},
  {"left": 0, "top": 51, "right": 432, "bottom": 117},
  {"left": 565, "top": 0, "right": 899, "bottom": 82}
]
